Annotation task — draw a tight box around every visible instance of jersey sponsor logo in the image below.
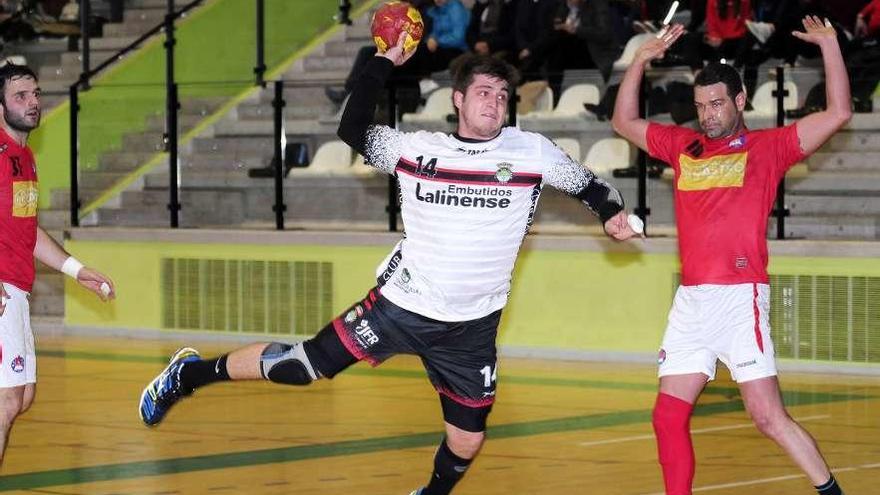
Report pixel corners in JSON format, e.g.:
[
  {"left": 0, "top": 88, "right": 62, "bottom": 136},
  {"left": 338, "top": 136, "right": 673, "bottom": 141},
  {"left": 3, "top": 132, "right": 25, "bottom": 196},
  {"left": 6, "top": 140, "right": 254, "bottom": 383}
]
[
  {"left": 735, "top": 256, "right": 748, "bottom": 269},
  {"left": 728, "top": 136, "right": 746, "bottom": 148},
  {"left": 354, "top": 319, "right": 379, "bottom": 346},
  {"left": 495, "top": 162, "right": 513, "bottom": 184},
  {"left": 12, "top": 180, "right": 38, "bottom": 218},
  {"left": 415, "top": 182, "right": 512, "bottom": 209},
  {"left": 10, "top": 355, "right": 24, "bottom": 373},
  {"left": 677, "top": 152, "right": 747, "bottom": 191}
]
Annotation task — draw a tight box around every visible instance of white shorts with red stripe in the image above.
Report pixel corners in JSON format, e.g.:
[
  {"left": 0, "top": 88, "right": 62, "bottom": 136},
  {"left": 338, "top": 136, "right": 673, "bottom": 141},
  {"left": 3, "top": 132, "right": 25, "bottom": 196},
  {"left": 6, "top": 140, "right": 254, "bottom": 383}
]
[{"left": 657, "top": 283, "right": 777, "bottom": 383}]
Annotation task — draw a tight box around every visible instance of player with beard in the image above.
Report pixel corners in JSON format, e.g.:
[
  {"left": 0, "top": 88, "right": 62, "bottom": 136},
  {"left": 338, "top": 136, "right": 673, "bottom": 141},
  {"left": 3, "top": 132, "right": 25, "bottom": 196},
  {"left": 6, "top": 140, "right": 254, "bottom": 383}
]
[
  {"left": 612, "top": 18, "right": 850, "bottom": 495},
  {"left": 0, "top": 63, "right": 115, "bottom": 466}
]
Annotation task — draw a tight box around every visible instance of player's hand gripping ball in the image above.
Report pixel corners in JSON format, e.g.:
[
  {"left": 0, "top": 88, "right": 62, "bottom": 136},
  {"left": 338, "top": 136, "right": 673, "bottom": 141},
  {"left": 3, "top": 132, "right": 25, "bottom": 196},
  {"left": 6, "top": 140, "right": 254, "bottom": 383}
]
[{"left": 371, "top": 1, "right": 424, "bottom": 53}]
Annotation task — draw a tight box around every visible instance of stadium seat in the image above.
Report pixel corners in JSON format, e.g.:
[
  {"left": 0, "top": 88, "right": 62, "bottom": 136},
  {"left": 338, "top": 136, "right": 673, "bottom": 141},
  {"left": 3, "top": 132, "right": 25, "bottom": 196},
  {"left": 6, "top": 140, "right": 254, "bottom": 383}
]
[
  {"left": 517, "top": 81, "right": 554, "bottom": 116},
  {"left": 612, "top": 33, "right": 653, "bottom": 71},
  {"left": 351, "top": 153, "right": 381, "bottom": 176},
  {"left": 746, "top": 80, "right": 799, "bottom": 117},
  {"left": 584, "top": 138, "right": 631, "bottom": 175},
  {"left": 402, "top": 87, "right": 454, "bottom": 123},
  {"left": 290, "top": 140, "right": 353, "bottom": 176},
  {"left": 553, "top": 138, "right": 582, "bottom": 163}
]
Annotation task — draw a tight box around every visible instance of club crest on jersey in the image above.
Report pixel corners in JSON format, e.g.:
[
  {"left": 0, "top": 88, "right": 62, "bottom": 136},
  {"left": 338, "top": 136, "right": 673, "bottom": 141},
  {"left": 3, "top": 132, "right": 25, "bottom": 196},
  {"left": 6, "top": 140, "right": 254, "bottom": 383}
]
[
  {"left": 728, "top": 136, "right": 746, "bottom": 148},
  {"left": 495, "top": 162, "right": 513, "bottom": 183},
  {"left": 400, "top": 268, "right": 411, "bottom": 283},
  {"left": 657, "top": 349, "right": 667, "bottom": 365},
  {"left": 11, "top": 355, "right": 24, "bottom": 373}
]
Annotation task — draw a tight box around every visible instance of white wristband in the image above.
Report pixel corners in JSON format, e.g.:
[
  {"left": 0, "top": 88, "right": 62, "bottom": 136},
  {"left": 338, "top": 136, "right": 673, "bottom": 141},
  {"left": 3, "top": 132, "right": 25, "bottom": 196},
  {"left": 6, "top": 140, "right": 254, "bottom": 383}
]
[{"left": 61, "top": 257, "right": 84, "bottom": 279}]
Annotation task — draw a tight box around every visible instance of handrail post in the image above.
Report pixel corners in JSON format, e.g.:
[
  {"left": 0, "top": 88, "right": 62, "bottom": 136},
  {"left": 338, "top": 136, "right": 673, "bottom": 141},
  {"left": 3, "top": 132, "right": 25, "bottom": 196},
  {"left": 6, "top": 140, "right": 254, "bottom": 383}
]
[
  {"left": 165, "top": 0, "right": 180, "bottom": 227},
  {"left": 772, "top": 65, "right": 790, "bottom": 239},
  {"left": 337, "top": 0, "right": 352, "bottom": 25},
  {"left": 254, "top": 0, "right": 266, "bottom": 86},
  {"left": 80, "top": 0, "right": 91, "bottom": 90},
  {"left": 69, "top": 84, "right": 80, "bottom": 227},
  {"left": 167, "top": 83, "right": 180, "bottom": 227},
  {"left": 272, "top": 80, "right": 287, "bottom": 230},
  {"left": 635, "top": 78, "right": 651, "bottom": 233}
]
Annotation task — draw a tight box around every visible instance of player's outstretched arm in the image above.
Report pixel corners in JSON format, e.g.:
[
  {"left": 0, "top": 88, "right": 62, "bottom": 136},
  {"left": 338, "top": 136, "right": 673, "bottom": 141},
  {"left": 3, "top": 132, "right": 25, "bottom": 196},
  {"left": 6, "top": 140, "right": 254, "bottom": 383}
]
[
  {"left": 791, "top": 16, "right": 852, "bottom": 155},
  {"left": 337, "top": 32, "right": 414, "bottom": 171},
  {"left": 33, "top": 227, "right": 115, "bottom": 301},
  {"left": 611, "top": 24, "right": 685, "bottom": 152}
]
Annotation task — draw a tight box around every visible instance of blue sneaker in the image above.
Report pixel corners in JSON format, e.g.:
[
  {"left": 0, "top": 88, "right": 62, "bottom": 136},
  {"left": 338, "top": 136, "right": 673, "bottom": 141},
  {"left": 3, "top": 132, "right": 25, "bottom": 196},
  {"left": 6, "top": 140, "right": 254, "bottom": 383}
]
[{"left": 139, "top": 347, "right": 201, "bottom": 426}]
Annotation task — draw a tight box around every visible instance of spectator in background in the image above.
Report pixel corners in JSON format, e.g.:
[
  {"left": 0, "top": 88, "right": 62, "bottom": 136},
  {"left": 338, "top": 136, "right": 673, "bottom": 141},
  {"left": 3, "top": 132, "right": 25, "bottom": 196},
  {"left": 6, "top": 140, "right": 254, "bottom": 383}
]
[
  {"left": 513, "top": 0, "right": 557, "bottom": 79},
  {"left": 704, "top": 0, "right": 752, "bottom": 64},
  {"left": 856, "top": 0, "right": 880, "bottom": 39},
  {"left": 408, "top": 0, "right": 470, "bottom": 82},
  {"left": 466, "top": 0, "right": 517, "bottom": 60},
  {"left": 543, "top": 0, "right": 620, "bottom": 103}
]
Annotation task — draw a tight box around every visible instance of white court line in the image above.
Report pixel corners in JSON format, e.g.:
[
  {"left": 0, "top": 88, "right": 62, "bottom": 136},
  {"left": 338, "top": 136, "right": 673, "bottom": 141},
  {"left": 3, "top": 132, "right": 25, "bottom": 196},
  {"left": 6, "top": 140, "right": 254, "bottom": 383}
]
[
  {"left": 578, "top": 415, "right": 830, "bottom": 447},
  {"left": 640, "top": 462, "right": 880, "bottom": 494}
]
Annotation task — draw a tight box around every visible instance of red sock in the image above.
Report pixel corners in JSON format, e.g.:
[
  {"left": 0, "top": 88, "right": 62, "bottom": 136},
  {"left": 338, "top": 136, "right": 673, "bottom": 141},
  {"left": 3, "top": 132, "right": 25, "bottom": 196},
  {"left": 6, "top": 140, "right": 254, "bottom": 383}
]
[{"left": 652, "top": 393, "right": 695, "bottom": 495}]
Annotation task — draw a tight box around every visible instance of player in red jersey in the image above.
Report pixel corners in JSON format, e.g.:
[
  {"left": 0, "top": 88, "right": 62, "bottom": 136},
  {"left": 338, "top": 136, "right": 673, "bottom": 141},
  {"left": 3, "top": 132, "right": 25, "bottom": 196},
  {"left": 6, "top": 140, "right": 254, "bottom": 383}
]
[
  {"left": 0, "top": 63, "right": 115, "bottom": 466},
  {"left": 612, "top": 17, "right": 851, "bottom": 495}
]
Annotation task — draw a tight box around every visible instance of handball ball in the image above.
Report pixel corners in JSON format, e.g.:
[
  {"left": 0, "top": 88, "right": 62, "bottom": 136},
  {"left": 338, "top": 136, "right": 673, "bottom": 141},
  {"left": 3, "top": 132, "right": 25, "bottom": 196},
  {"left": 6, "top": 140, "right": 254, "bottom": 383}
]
[{"left": 371, "top": 1, "right": 424, "bottom": 53}]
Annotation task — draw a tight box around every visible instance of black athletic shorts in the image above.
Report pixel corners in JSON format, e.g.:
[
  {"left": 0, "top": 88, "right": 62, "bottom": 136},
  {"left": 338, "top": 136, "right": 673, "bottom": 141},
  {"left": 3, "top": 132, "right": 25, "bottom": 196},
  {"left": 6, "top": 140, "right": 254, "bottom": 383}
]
[{"left": 330, "top": 287, "right": 500, "bottom": 432}]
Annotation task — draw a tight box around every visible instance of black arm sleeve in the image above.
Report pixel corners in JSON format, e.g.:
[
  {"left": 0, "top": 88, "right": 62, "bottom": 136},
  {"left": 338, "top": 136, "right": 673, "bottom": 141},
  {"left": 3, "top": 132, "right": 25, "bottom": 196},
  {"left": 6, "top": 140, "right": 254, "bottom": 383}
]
[
  {"left": 573, "top": 178, "right": 625, "bottom": 224},
  {"left": 337, "top": 56, "right": 395, "bottom": 156}
]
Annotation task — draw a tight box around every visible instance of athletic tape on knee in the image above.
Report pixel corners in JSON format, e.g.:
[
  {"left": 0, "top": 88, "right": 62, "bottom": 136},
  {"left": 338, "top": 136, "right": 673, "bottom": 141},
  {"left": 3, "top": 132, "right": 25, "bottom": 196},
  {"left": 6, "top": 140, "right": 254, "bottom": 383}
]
[{"left": 260, "top": 342, "right": 319, "bottom": 385}]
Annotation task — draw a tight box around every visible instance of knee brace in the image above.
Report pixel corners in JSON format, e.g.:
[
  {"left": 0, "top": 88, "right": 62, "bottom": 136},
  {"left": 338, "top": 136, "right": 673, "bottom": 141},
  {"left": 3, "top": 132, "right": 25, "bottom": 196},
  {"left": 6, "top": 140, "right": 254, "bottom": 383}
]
[{"left": 260, "top": 342, "right": 320, "bottom": 385}]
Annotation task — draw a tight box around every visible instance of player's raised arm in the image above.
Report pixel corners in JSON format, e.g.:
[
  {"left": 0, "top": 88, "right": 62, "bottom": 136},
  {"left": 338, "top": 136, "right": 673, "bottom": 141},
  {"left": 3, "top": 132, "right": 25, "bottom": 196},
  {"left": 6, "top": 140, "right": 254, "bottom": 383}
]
[
  {"left": 337, "top": 32, "right": 416, "bottom": 172},
  {"left": 611, "top": 24, "right": 685, "bottom": 152},
  {"left": 790, "top": 16, "right": 852, "bottom": 155}
]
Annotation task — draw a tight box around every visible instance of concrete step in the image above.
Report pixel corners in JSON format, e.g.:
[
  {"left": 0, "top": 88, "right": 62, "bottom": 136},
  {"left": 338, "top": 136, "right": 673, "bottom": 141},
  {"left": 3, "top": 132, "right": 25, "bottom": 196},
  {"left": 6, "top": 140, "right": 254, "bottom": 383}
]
[
  {"left": 825, "top": 131, "right": 880, "bottom": 151},
  {"left": 786, "top": 172, "right": 880, "bottom": 193},
  {"left": 787, "top": 193, "right": 880, "bottom": 216},
  {"left": 98, "top": 151, "right": 163, "bottom": 171},
  {"left": 79, "top": 170, "right": 135, "bottom": 190},
  {"left": 302, "top": 54, "right": 357, "bottom": 72},
  {"left": 123, "top": 7, "right": 168, "bottom": 24},
  {"left": 121, "top": 131, "right": 168, "bottom": 153},
  {"left": 190, "top": 136, "right": 276, "bottom": 154},
  {"left": 807, "top": 152, "right": 879, "bottom": 172},
  {"left": 144, "top": 113, "right": 204, "bottom": 133},
  {"left": 769, "top": 216, "right": 878, "bottom": 240},
  {"left": 323, "top": 40, "right": 371, "bottom": 57},
  {"left": 180, "top": 153, "right": 271, "bottom": 171},
  {"left": 30, "top": 290, "right": 64, "bottom": 317},
  {"left": 50, "top": 188, "right": 108, "bottom": 210},
  {"left": 37, "top": 209, "right": 71, "bottom": 229},
  {"left": 76, "top": 36, "right": 140, "bottom": 51},
  {"left": 103, "top": 20, "right": 166, "bottom": 38},
  {"left": 236, "top": 101, "right": 337, "bottom": 121}
]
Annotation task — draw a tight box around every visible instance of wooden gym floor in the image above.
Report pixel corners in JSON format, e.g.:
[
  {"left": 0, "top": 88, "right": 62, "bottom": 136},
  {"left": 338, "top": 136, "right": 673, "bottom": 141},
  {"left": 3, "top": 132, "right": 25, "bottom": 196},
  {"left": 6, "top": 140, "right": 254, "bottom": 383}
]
[{"left": 1, "top": 335, "right": 877, "bottom": 494}]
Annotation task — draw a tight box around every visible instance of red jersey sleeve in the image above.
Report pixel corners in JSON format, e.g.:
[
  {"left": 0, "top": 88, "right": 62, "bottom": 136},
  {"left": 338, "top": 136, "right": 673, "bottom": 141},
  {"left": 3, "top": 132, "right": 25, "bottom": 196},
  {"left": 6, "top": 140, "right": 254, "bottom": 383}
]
[
  {"left": 774, "top": 123, "right": 807, "bottom": 176},
  {"left": 646, "top": 122, "right": 690, "bottom": 171}
]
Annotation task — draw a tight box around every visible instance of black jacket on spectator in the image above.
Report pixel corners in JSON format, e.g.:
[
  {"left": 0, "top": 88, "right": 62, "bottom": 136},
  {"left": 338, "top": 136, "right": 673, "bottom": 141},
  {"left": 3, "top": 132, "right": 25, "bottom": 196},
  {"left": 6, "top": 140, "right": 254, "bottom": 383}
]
[
  {"left": 553, "top": 0, "right": 619, "bottom": 80},
  {"left": 466, "top": 0, "right": 518, "bottom": 54}
]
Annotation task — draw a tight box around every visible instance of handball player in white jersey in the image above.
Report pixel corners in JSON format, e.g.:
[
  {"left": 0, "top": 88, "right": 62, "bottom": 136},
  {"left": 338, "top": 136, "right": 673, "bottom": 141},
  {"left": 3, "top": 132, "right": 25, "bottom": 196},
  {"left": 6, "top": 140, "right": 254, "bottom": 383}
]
[{"left": 139, "top": 33, "right": 640, "bottom": 494}]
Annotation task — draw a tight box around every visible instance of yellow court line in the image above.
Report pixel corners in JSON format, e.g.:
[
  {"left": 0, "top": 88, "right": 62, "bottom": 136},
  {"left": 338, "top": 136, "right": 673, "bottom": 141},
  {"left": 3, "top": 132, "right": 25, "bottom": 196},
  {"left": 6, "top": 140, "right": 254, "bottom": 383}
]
[{"left": 82, "top": 0, "right": 380, "bottom": 216}]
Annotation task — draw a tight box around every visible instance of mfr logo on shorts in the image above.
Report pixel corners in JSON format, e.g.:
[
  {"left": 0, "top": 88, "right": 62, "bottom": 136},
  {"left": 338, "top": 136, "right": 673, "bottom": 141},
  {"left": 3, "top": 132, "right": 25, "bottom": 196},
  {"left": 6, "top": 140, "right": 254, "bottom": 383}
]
[
  {"left": 354, "top": 319, "right": 379, "bottom": 346},
  {"left": 10, "top": 355, "right": 24, "bottom": 373},
  {"left": 735, "top": 359, "right": 757, "bottom": 369},
  {"left": 657, "top": 348, "right": 667, "bottom": 365}
]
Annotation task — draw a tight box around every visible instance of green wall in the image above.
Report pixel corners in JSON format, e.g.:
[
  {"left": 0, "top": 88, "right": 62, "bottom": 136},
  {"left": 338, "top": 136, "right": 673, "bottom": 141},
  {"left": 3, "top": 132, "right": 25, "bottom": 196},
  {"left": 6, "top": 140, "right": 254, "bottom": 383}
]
[
  {"left": 64, "top": 238, "right": 880, "bottom": 356},
  {"left": 31, "top": 0, "right": 372, "bottom": 209}
]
